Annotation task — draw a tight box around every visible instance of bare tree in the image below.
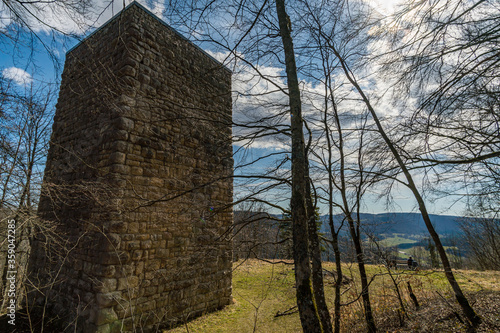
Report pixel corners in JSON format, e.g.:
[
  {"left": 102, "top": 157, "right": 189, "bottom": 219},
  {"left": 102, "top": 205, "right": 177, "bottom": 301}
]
[
  {"left": 326, "top": 25, "right": 482, "bottom": 330},
  {"left": 232, "top": 203, "right": 284, "bottom": 261},
  {"left": 0, "top": 81, "right": 55, "bottom": 312},
  {"left": 275, "top": 0, "right": 331, "bottom": 331},
  {"left": 383, "top": 0, "right": 499, "bottom": 227},
  {"left": 300, "top": 1, "right": 388, "bottom": 331},
  {"left": 459, "top": 214, "right": 500, "bottom": 271}
]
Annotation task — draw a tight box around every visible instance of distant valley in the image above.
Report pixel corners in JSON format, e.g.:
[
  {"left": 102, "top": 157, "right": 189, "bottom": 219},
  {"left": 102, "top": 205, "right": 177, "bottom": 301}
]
[
  {"left": 318, "top": 212, "right": 466, "bottom": 256},
  {"left": 320, "top": 212, "right": 463, "bottom": 238}
]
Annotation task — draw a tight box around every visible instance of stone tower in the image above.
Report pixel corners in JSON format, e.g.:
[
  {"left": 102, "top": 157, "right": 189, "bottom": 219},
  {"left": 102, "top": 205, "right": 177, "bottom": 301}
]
[{"left": 29, "top": 2, "right": 233, "bottom": 332}]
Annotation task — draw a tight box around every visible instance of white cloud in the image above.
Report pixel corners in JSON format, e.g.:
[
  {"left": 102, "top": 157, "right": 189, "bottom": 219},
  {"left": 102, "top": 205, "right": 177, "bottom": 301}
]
[
  {"left": 368, "top": 0, "right": 404, "bottom": 17},
  {"left": 0, "top": 0, "right": 166, "bottom": 36},
  {"left": 2, "top": 67, "right": 33, "bottom": 86},
  {"left": 150, "top": 1, "right": 165, "bottom": 18}
]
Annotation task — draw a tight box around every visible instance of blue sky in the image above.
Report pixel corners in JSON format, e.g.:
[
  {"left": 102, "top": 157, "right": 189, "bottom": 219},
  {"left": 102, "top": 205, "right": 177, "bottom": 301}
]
[{"left": 0, "top": 0, "right": 469, "bottom": 217}]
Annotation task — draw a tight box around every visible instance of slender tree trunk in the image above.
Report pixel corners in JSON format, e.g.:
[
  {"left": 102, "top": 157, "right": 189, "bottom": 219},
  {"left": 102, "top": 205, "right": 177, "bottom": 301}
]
[
  {"left": 319, "top": 42, "right": 343, "bottom": 333},
  {"left": 346, "top": 215, "right": 377, "bottom": 333},
  {"left": 325, "top": 138, "right": 343, "bottom": 333},
  {"left": 328, "top": 42, "right": 481, "bottom": 327},
  {"left": 407, "top": 281, "right": 420, "bottom": 310},
  {"left": 387, "top": 267, "right": 406, "bottom": 326},
  {"left": 326, "top": 61, "right": 376, "bottom": 332},
  {"left": 330, "top": 225, "right": 343, "bottom": 333},
  {"left": 306, "top": 183, "right": 333, "bottom": 333},
  {"left": 276, "top": 0, "right": 322, "bottom": 331}
]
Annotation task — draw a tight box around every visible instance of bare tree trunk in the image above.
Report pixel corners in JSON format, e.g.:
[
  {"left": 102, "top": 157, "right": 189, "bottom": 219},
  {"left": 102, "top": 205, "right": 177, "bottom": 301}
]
[
  {"left": 407, "top": 281, "right": 420, "bottom": 310},
  {"left": 330, "top": 226, "right": 343, "bottom": 333},
  {"left": 306, "top": 183, "right": 333, "bottom": 333},
  {"left": 317, "top": 39, "right": 344, "bottom": 333},
  {"left": 346, "top": 214, "right": 377, "bottom": 333},
  {"left": 276, "top": 0, "right": 323, "bottom": 331},
  {"left": 326, "top": 59, "right": 376, "bottom": 332},
  {"left": 324, "top": 117, "right": 343, "bottom": 333},
  {"left": 388, "top": 268, "right": 406, "bottom": 326}
]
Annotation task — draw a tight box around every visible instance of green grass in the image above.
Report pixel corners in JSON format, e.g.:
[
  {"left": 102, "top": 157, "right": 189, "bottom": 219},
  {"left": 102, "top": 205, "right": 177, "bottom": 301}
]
[
  {"left": 378, "top": 234, "right": 418, "bottom": 247},
  {"left": 166, "top": 260, "right": 500, "bottom": 333},
  {"left": 167, "top": 260, "right": 303, "bottom": 332}
]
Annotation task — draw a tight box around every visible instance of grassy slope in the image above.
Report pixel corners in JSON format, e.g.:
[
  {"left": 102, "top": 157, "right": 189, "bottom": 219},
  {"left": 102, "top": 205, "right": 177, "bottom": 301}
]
[
  {"left": 166, "top": 260, "right": 500, "bottom": 333},
  {"left": 168, "top": 260, "right": 303, "bottom": 332}
]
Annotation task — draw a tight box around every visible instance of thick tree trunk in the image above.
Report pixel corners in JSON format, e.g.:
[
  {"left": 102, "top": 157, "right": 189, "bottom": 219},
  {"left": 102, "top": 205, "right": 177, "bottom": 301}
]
[{"left": 275, "top": 0, "right": 322, "bottom": 331}]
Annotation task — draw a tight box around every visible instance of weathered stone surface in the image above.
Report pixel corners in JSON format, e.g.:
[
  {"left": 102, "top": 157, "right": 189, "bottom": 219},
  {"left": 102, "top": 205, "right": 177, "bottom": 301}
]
[
  {"left": 96, "top": 308, "right": 118, "bottom": 326},
  {"left": 117, "top": 276, "right": 140, "bottom": 291},
  {"left": 96, "top": 292, "right": 121, "bottom": 307},
  {"left": 29, "top": 2, "right": 232, "bottom": 332}
]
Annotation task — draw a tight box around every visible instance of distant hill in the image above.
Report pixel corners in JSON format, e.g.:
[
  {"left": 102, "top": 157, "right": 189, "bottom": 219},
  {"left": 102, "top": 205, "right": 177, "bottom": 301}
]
[
  {"left": 234, "top": 210, "right": 463, "bottom": 241},
  {"left": 233, "top": 211, "right": 467, "bottom": 259},
  {"left": 319, "top": 212, "right": 462, "bottom": 237}
]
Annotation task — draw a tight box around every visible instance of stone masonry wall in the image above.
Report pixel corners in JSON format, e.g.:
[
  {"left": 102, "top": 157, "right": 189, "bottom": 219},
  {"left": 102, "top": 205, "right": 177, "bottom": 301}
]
[{"left": 29, "top": 3, "right": 233, "bottom": 332}]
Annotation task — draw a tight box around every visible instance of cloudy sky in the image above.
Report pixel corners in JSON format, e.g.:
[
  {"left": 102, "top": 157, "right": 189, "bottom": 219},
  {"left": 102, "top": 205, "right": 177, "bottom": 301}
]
[{"left": 0, "top": 0, "right": 468, "bottom": 216}]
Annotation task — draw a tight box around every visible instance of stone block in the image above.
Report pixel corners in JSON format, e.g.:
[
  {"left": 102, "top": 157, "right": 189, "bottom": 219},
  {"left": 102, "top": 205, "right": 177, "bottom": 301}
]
[
  {"left": 98, "top": 278, "right": 118, "bottom": 293},
  {"left": 109, "top": 152, "right": 126, "bottom": 164},
  {"left": 141, "top": 240, "right": 152, "bottom": 249},
  {"left": 119, "top": 65, "right": 136, "bottom": 77},
  {"left": 130, "top": 166, "right": 143, "bottom": 175},
  {"left": 115, "top": 117, "right": 135, "bottom": 131},
  {"left": 117, "top": 276, "right": 140, "bottom": 291},
  {"left": 96, "top": 291, "right": 122, "bottom": 307},
  {"left": 96, "top": 307, "right": 118, "bottom": 326}
]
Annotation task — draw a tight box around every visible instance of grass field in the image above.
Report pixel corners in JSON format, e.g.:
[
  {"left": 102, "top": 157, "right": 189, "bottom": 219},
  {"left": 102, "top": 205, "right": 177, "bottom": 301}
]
[
  {"left": 378, "top": 234, "right": 418, "bottom": 247},
  {"left": 166, "top": 260, "right": 500, "bottom": 333}
]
